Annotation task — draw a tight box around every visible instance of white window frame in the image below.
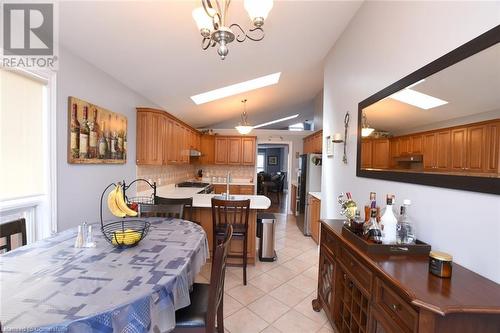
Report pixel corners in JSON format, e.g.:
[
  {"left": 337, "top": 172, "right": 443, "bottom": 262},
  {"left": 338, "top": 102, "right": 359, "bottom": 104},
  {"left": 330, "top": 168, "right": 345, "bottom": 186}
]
[{"left": 0, "top": 67, "right": 57, "bottom": 241}]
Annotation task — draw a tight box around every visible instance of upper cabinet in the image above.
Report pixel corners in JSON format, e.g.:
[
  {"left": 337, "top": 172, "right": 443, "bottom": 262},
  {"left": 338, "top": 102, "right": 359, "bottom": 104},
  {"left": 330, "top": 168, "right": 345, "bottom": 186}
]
[
  {"left": 211, "top": 136, "right": 256, "bottom": 165},
  {"left": 136, "top": 108, "right": 201, "bottom": 166},
  {"left": 199, "top": 135, "right": 215, "bottom": 164},
  {"left": 303, "top": 130, "right": 323, "bottom": 154}
]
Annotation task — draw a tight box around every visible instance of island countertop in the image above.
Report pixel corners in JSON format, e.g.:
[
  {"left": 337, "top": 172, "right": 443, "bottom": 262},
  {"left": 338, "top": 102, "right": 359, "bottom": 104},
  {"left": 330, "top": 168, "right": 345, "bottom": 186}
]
[{"left": 139, "top": 185, "right": 271, "bottom": 210}]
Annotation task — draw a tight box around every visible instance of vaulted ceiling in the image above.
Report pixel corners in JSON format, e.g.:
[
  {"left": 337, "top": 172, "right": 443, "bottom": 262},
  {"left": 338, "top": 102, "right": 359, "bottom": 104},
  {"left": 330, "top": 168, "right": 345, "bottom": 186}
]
[{"left": 60, "top": 1, "right": 362, "bottom": 128}]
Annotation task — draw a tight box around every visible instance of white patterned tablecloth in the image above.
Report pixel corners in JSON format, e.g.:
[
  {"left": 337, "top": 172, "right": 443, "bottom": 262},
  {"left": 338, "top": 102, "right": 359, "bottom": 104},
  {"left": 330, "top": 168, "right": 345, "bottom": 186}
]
[{"left": 0, "top": 218, "right": 209, "bottom": 333}]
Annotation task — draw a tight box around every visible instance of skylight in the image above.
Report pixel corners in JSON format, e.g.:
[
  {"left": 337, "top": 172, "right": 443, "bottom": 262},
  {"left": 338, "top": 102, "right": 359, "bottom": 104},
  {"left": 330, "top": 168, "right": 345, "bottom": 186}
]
[
  {"left": 288, "top": 122, "right": 304, "bottom": 131},
  {"left": 253, "top": 114, "right": 300, "bottom": 129},
  {"left": 191, "top": 72, "right": 281, "bottom": 105},
  {"left": 389, "top": 88, "right": 448, "bottom": 110}
]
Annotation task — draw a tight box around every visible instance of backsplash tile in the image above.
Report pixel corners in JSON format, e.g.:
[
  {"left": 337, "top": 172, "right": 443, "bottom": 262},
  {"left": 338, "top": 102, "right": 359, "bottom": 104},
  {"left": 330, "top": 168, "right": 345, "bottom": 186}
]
[
  {"left": 198, "top": 165, "right": 255, "bottom": 181},
  {"left": 136, "top": 165, "right": 196, "bottom": 191}
]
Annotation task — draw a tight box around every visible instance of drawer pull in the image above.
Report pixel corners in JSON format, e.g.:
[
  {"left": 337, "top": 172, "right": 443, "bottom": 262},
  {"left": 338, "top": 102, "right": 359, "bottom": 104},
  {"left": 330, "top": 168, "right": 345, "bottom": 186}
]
[{"left": 391, "top": 303, "right": 400, "bottom": 311}]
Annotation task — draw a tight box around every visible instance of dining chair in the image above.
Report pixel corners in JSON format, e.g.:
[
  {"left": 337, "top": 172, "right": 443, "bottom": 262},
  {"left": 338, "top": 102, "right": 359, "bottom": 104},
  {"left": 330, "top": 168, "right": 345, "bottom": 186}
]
[
  {"left": 155, "top": 196, "right": 194, "bottom": 221},
  {"left": 173, "top": 225, "right": 233, "bottom": 333},
  {"left": 211, "top": 198, "right": 251, "bottom": 285},
  {"left": 0, "top": 218, "right": 27, "bottom": 253},
  {"left": 139, "top": 203, "right": 185, "bottom": 219}
]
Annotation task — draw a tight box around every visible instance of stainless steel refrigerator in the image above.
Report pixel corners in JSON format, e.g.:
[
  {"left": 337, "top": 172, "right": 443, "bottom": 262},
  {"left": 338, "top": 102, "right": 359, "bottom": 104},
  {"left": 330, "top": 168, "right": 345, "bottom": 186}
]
[{"left": 296, "top": 153, "right": 322, "bottom": 236}]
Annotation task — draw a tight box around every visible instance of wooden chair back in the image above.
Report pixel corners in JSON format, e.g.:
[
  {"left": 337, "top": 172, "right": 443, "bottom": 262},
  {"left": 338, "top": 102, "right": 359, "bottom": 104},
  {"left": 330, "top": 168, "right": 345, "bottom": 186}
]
[
  {"left": 206, "top": 225, "right": 233, "bottom": 333},
  {"left": 211, "top": 198, "right": 250, "bottom": 234},
  {"left": 139, "top": 203, "right": 185, "bottom": 219},
  {"left": 155, "top": 196, "right": 194, "bottom": 221},
  {"left": 0, "top": 218, "right": 27, "bottom": 253}
]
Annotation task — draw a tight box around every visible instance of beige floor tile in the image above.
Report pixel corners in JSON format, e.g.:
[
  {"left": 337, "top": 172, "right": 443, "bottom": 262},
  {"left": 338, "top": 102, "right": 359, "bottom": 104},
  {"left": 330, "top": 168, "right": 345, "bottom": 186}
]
[
  {"left": 287, "top": 274, "right": 318, "bottom": 294},
  {"left": 247, "top": 295, "right": 290, "bottom": 324},
  {"left": 226, "top": 284, "right": 265, "bottom": 306},
  {"left": 249, "top": 272, "right": 284, "bottom": 293},
  {"left": 254, "top": 260, "right": 276, "bottom": 273},
  {"left": 295, "top": 248, "right": 320, "bottom": 263},
  {"left": 224, "top": 308, "right": 269, "bottom": 333},
  {"left": 269, "top": 283, "right": 309, "bottom": 307},
  {"left": 199, "top": 262, "right": 212, "bottom": 280},
  {"left": 272, "top": 309, "right": 323, "bottom": 333},
  {"left": 293, "top": 292, "right": 328, "bottom": 325},
  {"left": 223, "top": 293, "right": 244, "bottom": 318},
  {"left": 281, "top": 258, "right": 314, "bottom": 274},
  {"left": 318, "top": 323, "right": 336, "bottom": 333},
  {"left": 194, "top": 274, "right": 209, "bottom": 284},
  {"left": 260, "top": 326, "right": 281, "bottom": 333},
  {"left": 266, "top": 265, "right": 298, "bottom": 283},
  {"left": 228, "top": 265, "right": 264, "bottom": 281},
  {"left": 302, "top": 265, "right": 319, "bottom": 280},
  {"left": 225, "top": 271, "right": 244, "bottom": 291}
]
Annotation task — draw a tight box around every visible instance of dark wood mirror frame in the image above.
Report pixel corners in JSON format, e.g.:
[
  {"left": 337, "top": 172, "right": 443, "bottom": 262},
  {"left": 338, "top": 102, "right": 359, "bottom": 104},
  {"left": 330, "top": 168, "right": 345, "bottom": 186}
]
[{"left": 356, "top": 25, "right": 500, "bottom": 195}]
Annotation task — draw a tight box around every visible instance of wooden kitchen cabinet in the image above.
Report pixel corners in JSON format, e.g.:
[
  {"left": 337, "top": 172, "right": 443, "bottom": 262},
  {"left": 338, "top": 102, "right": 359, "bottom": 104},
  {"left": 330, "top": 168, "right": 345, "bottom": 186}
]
[
  {"left": 410, "top": 135, "right": 423, "bottom": 154},
  {"left": 304, "top": 130, "right": 323, "bottom": 154},
  {"left": 290, "top": 184, "right": 297, "bottom": 215},
  {"left": 215, "top": 137, "right": 228, "bottom": 164},
  {"left": 238, "top": 185, "right": 255, "bottom": 195},
  {"left": 136, "top": 110, "right": 162, "bottom": 165},
  {"left": 466, "top": 124, "right": 487, "bottom": 171},
  {"left": 399, "top": 136, "right": 411, "bottom": 155},
  {"left": 361, "top": 139, "right": 389, "bottom": 169},
  {"left": 136, "top": 107, "right": 201, "bottom": 166},
  {"left": 228, "top": 137, "right": 242, "bottom": 165},
  {"left": 308, "top": 194, "right": 321, "bottom": 244},
  {"left": 423, "top": 130, "right": 451, "bottom": 170},
  {"left": 241, "top": 137, "right": 256, "bottom": 165},
  {"left": 485, "top": 121, "right": 500, "bottom": 173},
  {"left": 199, "top": 135, "right": 215, "bottom": 164},
  {"left": 451, "top": 127, "right": 467, "bottom": 171},
  {"left": 313, "top": 219, "right": 500, "bottom": 333}
]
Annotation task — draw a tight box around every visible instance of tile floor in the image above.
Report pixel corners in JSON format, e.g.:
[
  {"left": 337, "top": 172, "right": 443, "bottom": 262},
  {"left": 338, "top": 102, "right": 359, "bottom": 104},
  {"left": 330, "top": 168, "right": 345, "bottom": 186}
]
[{"left": 194, "top": 213, "right": 337, "bottom": 333}]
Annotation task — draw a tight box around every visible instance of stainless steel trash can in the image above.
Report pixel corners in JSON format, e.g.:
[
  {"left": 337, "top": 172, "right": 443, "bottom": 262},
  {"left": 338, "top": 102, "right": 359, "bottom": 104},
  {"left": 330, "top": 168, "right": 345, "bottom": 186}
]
[{"left": 257, "top": 212, "right": 277, "bottom": 262}]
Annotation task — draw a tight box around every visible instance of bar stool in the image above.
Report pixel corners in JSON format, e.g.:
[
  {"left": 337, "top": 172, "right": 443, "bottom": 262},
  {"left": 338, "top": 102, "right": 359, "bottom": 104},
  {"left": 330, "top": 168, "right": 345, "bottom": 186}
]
[{"left": 211, "top": 198, "right": 250, "bottom": 285}]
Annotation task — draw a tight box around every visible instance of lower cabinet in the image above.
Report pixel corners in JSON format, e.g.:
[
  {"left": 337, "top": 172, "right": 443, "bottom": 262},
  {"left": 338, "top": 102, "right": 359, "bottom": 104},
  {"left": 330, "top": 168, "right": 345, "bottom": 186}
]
[
  {"left": 213, "top": 184, "right": 254, "bottom": 195},
  {"left": 313, "top": 220, "right": 500, "bottom": 333}
]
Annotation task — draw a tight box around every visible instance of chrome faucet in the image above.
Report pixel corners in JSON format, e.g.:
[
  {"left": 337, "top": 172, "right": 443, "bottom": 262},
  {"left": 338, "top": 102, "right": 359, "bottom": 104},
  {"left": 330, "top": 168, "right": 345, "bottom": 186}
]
[{"left": 226, "top": 171, "right": 231, "bottom": 199}]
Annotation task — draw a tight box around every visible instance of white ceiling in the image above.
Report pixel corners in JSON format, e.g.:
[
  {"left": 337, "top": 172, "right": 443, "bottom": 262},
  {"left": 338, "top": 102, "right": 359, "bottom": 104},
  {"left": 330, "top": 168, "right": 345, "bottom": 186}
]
[
  {"left": 59, "top": 1, "right": 362, "bottom": 128},
  {"left": 364, "top": 42, "right": 500, "bottom": 134}
]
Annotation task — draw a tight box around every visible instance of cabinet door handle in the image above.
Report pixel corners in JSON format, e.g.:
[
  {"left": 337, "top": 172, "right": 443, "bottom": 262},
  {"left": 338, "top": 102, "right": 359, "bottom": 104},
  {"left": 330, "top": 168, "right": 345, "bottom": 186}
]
[{"left": 391, "top": 303, "right": 400, "bottom": 311}]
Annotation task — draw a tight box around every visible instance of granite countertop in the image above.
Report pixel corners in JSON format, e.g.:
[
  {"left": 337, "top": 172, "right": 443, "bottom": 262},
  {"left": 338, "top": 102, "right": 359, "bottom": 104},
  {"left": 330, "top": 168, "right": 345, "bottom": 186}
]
[
  {"left": 138, "top": 185, "right": 270, "bottom": 210},
  {"left": 309, "top": 192, "right": 322, "bottom": 200},
  {"left": 210, "top": 181, "right": 255, "bottom": 186}
]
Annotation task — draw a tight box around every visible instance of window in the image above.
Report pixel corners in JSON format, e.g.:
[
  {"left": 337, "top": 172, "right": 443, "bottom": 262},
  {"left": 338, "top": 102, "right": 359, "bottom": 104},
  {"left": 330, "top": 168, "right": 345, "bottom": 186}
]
[
  {"left": 256, "top": 153, "right": 265, "bottom": 173},
  {"left": 0, "top": 68, "right": 56, "bottom": 242}
]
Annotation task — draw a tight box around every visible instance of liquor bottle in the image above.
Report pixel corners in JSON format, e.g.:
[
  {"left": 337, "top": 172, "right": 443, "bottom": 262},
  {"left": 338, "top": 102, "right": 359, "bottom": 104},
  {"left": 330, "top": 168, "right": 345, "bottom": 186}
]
[
  {"left": 70, "top": 103, "right": 80, "bottom": 159},
  {"left": 98, "top": 121, "right": 107, "bottom": 159},
  {"left": 365, "top": 208, "right": 382, "bottom": 243},
  {"left": 364, "top": 192, "right": 380, "bottom": 222},
  {"left": 79, "top": 106, "right": 90, "bottom": 159},
  {"left": 88, "top": 108, "right": 99, "bottom": 158},
  {"left": 380, "top": 194, "right": 397, "bottom": 244},
  {"left": 396, "top": 199, "right": 416, "bottom": 244}
]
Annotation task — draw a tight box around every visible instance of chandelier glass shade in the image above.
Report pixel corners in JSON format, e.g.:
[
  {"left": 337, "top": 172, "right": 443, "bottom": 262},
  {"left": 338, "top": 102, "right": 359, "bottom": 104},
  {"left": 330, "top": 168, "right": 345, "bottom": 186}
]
[
  {"left": 235, "top": 99, "right": 253, "bottom": 135},
  {"left": 192, "top": 0, "right": 273, "bottom": 60}
]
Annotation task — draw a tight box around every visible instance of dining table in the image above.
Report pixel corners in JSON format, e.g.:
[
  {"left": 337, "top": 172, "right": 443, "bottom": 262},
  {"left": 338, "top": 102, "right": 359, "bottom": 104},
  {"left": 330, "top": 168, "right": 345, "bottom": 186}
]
[{"left": 0, "top": 217, "right": 209, "bottom": 333}]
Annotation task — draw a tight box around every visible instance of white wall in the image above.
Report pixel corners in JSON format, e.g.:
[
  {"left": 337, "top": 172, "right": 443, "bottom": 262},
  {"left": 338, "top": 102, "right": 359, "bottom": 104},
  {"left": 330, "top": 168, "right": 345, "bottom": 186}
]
[
  {"left": 57, "top": 47, "right": 158, "bottom": 231},
  {"left": 322, "top": 1, "right": 500, "bottom": 282}
]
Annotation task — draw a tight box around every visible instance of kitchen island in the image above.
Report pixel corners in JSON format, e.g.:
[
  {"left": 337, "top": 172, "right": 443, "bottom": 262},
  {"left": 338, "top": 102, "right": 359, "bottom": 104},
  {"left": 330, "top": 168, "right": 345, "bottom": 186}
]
[{"left": 140, "top": 185, "right": 271, "bottom": 264}]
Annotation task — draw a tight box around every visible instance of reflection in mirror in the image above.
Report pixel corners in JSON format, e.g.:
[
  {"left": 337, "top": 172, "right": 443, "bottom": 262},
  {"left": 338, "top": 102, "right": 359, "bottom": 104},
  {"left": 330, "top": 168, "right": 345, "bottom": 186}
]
[{"left": 360, "top": 43, "right": 500, "bottom": 178}]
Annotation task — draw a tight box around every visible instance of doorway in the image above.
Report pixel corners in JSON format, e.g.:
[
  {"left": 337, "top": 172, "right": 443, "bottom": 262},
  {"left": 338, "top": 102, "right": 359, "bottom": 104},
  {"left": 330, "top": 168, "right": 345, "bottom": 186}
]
[{"left": 256, "top": 143, "right": 290, "bottom": 214}]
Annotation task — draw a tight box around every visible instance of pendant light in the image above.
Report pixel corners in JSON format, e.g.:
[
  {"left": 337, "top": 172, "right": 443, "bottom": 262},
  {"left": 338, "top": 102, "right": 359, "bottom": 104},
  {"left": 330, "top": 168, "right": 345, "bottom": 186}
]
[
  {"left": 235, "top": 99, "right": 253, "bottom": 135},
  {"left": 361, "top": 112, "right": 375, "bottom": 137}
]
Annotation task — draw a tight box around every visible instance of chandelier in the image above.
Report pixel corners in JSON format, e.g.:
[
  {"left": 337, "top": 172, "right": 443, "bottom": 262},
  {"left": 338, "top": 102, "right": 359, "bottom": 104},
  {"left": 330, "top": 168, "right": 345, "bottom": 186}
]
[
  {"left": 235, "top": 99, "right": 253, "bottom": 135},
  {"left": 192, "top": 0, "right": 273, "bottom": 60}
]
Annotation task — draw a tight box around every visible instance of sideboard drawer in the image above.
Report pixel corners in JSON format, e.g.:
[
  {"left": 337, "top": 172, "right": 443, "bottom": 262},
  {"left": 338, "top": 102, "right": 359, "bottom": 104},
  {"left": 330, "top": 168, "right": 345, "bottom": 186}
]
[
  {"left": 375, "top": 278, "right": 418, "bottom": 332},
  {"left": 338, "top": 245, "right": 372, "bottom": 295}
]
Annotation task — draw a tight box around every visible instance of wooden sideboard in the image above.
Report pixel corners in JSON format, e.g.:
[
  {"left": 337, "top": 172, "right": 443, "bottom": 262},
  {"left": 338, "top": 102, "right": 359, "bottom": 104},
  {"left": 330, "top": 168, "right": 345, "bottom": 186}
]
[{"left": 313, "top": 219, "right": 500, "bottom": 333}]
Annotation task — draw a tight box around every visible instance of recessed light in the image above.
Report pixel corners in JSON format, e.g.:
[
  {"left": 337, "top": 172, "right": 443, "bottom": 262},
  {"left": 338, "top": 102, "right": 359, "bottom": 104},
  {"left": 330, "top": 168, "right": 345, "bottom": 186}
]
[
  {"left": 253, "top": 114, "right": 299, "bottom": 129},
  {"left": 191, "top": 72, "right": 281, "bottom": 105},
  {"left": 389, "top": 88, "right": 448, "bottom": 110}
]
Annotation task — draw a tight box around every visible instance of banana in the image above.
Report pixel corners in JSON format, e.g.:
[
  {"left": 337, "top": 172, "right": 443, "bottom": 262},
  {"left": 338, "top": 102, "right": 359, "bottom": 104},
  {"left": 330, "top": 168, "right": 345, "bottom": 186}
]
[
  {"left": 114, "top": 185, "right": 138, "bottom": 217},
  {"left": 107, "top": 186, "right": 126, "bottom": 218}
]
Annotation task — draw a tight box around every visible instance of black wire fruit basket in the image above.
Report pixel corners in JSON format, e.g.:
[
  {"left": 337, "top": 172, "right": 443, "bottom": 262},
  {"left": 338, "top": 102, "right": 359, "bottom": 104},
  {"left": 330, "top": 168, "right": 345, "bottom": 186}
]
[{"left": 99, "top": 180, "right": 155, "bottom": 248}]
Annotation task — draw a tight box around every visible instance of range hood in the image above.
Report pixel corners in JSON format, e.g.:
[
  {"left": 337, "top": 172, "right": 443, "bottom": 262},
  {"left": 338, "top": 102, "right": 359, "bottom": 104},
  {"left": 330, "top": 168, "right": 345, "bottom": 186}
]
[
  {"left": 189, "top": 149, "right": 202, "bottom": 157},
  {"left": 394, "top": 154, "right": 423, "bottom": 162}
]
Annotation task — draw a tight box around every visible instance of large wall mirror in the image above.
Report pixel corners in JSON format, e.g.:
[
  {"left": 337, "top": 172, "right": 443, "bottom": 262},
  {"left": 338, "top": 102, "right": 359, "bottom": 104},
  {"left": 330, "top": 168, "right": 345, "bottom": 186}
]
[{"left": 357, "top": 26, "right": 500, "bottom": 194}]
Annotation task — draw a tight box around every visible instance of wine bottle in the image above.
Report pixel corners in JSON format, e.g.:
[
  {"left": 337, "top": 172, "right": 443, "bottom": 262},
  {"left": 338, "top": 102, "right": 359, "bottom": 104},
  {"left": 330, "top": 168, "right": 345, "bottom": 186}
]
[
  {"left": 106, "top": 114, "right": 112, "bottom": 159},
  {"left": 70, "top": 104, "right": 80, "bottom": 159},
  {"left": 98, "top": 121, "right": 107, "bottom": 159},
  {"left": 366, "top": 208, "right": 382, "bottom": 243},
  {"left": 380, "top": 194, "right": 397, "bottom": 244},
  {"left": 79, "top": 106, "right": 90, "bottom": 159},
  {"left": 116, "top": 115, "right": 123, "bottom": 159},
  {"left": 88, "top": 108, "right": 98, "bottom": 158}
]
